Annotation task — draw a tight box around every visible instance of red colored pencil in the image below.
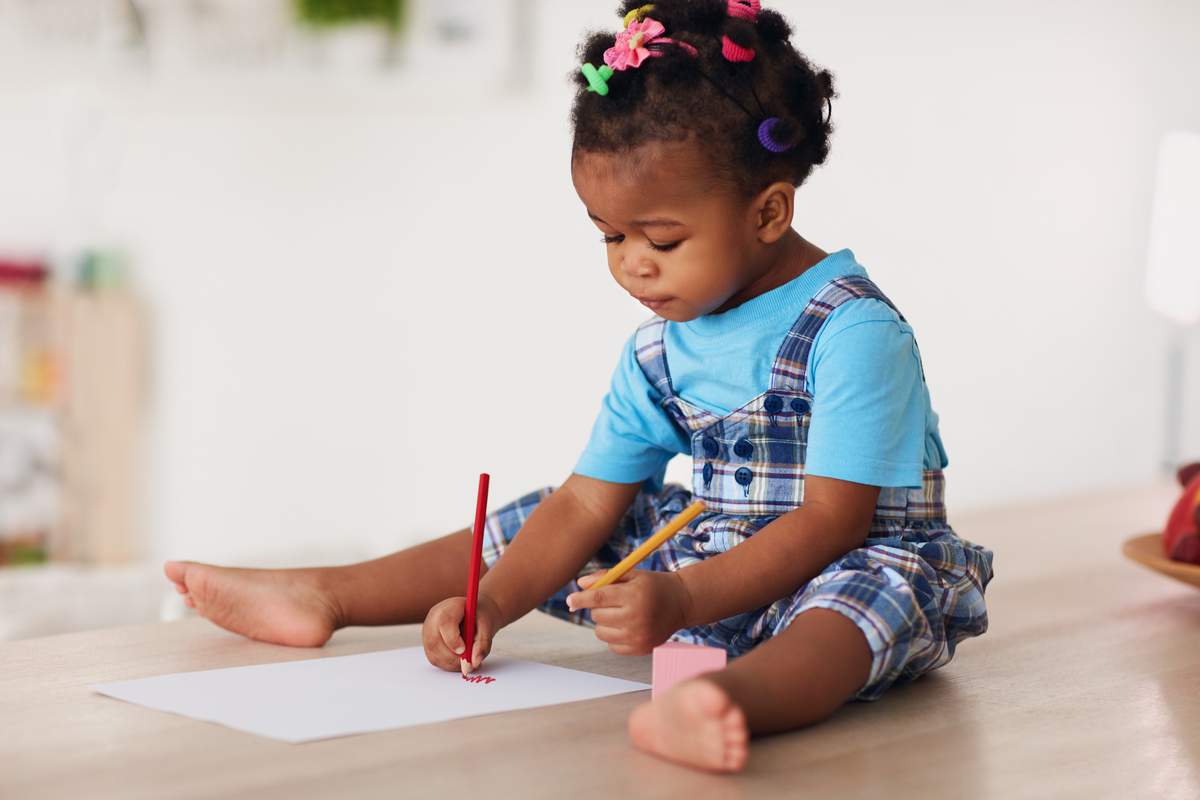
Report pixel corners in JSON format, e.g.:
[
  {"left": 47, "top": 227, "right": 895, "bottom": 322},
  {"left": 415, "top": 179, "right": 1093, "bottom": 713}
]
[{"left": 461, "top": 473, "right": 490, "bottom": 671}]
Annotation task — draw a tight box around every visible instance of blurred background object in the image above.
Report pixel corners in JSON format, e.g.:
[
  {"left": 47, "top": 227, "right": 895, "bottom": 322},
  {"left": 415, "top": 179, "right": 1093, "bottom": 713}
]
[
  {"left": 0, "top": 0, "right": 1198, "bottom": 640},
  {"left": 0, "top": 253, "right": 146, "bottom": 567},
  {"left": 0, "top": 249, "right": 148, "bottom": 636},
  {"left": 0, "top": 257, "right": 60, "bottom": 567},
  {"left": 1145, "top": 131, "right": 1200, "bottom": 470}
]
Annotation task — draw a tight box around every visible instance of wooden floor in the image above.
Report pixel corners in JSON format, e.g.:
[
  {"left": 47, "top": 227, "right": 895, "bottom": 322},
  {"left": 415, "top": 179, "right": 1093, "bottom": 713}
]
[{"left": 4, "top": 482, "right": 1199, "bottom": 799}]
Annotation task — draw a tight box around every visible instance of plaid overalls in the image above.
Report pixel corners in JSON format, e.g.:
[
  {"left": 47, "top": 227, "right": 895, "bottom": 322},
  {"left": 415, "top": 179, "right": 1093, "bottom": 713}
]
[{"left": 481, "top": 275, "right": 994, "bottom": 700}]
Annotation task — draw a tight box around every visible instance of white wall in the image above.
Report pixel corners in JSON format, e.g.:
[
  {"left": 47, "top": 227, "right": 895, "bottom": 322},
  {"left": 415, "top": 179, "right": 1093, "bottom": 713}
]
[{"left": 1, "top": 1, "right": 1198, "bottom": 567}]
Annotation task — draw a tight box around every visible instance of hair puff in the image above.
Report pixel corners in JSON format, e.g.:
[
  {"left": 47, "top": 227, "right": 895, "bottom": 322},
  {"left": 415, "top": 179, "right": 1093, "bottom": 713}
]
[{"left": 570, "top": 0, "right": 836, "bottom": 195}]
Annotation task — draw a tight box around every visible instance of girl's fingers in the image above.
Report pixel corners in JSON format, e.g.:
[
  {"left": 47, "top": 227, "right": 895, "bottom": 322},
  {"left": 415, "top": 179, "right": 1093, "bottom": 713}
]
[
  {"left": 589, "top": 606, "right": 627, "bottom": 626},
  {"left": 422, "top": 602, "right": 470, "bottom": 672},
  {"left": 569, "top": 568, "right": 642, "bottom": 610},
  {"left": 566, "top": 583, "right": 624, "bottom": 612},
  {"left": 576, "top": 571, "right": 605, "bottom": 588},
  {"left": 592, "top": 625, "right": 624, "bottom": 645},
  {"left": 593, "top": 627, "right": 637, "bottom": 655},
  {"left": 430, "top": 635, "right": 459, "bottom": 672},
  {"left": 428, "top": 638, "right": 459, "bottom": 672},
  {"left": 577, "top": 570, "right": 633, "bottom": 589},
  {"left": 471, "top": 625, "right": 493, "bottom": 668},
  {"left": 470, "top": 640, "right": 482, "bottom": 669},
  {"left": 439, "top": 620, "right": 466, "bottom": 656}
]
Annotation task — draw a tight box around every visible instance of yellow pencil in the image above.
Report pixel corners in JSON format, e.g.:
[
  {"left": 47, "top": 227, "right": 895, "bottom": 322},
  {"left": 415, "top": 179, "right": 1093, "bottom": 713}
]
[{"left": 585, "top": 500, "right": 707, "bottom": 591}]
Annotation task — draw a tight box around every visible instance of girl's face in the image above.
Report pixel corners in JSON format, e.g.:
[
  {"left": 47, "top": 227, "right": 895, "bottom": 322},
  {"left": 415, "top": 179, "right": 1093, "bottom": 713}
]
[{"left": 572, "top": 140, "right": 794, "bottom": 322}]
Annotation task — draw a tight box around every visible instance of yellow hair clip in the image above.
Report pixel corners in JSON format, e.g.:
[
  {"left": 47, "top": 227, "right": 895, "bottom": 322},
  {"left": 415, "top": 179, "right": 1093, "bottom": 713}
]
[{"left": 623, "top": 4, "right": 656, "bottom": 28}]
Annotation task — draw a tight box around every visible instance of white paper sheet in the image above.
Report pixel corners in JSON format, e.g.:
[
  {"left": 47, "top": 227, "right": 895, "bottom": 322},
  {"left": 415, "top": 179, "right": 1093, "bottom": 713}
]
[{"left": 91, "top": 647, "right": 649, "bottom": 743}]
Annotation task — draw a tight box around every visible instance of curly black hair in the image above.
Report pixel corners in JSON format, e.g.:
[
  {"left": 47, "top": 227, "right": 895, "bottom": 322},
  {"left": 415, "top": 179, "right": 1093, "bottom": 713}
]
[{"left": 570, "top": 1, "right": 836, "bottom": 196}]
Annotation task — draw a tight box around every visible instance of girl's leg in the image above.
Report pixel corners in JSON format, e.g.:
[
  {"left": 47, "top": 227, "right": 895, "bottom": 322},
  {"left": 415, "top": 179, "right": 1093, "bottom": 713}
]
[
  {"left": 164, "top": 526, "right": 481, "bottom": 647},
  {"left": 627, "top": 608, "right": 872, "bottom": 773}
]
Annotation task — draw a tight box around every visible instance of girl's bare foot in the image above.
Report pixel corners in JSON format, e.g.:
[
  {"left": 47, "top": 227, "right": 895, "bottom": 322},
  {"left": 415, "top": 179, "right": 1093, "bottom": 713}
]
[
  {"left": 627, "top": 677, "right": 750, "bottom": 773},
  {"left": 163, "top": 560, "right": 343, "bottom": 647}
]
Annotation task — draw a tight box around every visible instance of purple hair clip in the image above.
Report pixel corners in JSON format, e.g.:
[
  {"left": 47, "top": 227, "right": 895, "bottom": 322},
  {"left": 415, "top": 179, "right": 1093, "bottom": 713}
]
[{"left": 757, "top": 117, "right": 794, "bottom": 153}]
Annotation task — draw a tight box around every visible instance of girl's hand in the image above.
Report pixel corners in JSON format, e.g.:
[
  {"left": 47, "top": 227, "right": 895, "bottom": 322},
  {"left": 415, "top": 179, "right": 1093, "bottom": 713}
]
[
  {"left": 565, "top": 569, "right": 692, "bottom": 656},
  {"left": 421, "top": 593, "right": 504, "bottom": 673}
]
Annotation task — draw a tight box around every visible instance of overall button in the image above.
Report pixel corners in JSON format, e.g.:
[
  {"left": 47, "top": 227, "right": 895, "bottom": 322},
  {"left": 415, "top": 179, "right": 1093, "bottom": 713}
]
[
  {"left": 733, "top": 438, "right": 754, "bottom": 459},
  {"left": 734, "top": 467, "right": 753, "bottom": 486},
  {"left": 763, "top": 395, "right": 783, "bottom": 415},
  {"left": 702, "top": 462, "right": 714, "bottom": 485},
  {"left": 702, "top": 436, "right": 719, "bottom": 458},
  {"left": 790, "top": 397, "right": 811, "bottom": 415}
]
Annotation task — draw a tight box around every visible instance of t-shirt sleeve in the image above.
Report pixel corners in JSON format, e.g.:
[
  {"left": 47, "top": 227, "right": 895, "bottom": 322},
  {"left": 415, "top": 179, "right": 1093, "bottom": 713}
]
[
  {"left": 574, "top": 333, "right": 690, "bottom": 488},
  {"left": 804, "top": 299, "right": 927, "bottom": 488}
]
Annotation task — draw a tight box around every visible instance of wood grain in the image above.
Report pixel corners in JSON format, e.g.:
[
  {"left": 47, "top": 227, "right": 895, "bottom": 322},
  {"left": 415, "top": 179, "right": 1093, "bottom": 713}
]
[{"left": 3, "top": 482, "right": 1198, "bottom": 799}]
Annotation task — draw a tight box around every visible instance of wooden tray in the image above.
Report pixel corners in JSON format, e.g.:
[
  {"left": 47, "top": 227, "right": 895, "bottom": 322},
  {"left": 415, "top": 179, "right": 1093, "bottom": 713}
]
[{"left": 1122, "top": 532, "right": 1200, "bottom": 589}]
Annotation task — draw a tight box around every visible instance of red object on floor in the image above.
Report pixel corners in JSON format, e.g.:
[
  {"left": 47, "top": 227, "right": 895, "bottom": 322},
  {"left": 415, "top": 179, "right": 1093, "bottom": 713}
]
[{"left": 1164, "top": 463, "right": 1200, "bottom": 564}]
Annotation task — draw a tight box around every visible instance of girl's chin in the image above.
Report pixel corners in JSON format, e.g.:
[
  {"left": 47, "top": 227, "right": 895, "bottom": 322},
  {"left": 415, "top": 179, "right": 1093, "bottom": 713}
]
[
  {"left": 634, "top": 295, "right": 699, "bottom": 321},
  {"left": 658, "top": 308, "right": 700, "bottom": 323}
]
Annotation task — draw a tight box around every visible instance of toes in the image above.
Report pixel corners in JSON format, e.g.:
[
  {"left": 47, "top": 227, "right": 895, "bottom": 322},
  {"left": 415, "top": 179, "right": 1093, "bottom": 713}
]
[
  {"left": 681, "top": 682, "right": 748, "bottom": 773},
  {"left": 723, "top": 704, "right": 748, "bottom": 743},
  {"left": 727, "top": 732, "right": 749, "bottom": 767},
  {"left": 163, "top": 560, "right": 188, "bottom": 583},
  {"left": 628, "top": 682, "right": 751, "bottom": 774},
  {"left": 720, "top": 704, "right": 749, "bottom": 772},
  {"left": 724, "top": 743, "right": 748, "bottom": 772}
]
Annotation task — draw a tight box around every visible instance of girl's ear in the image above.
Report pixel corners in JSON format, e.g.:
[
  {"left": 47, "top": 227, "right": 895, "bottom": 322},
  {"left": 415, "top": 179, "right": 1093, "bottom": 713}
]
[{"left": 752, "top": 180, "right": 796, "bottom": 244}]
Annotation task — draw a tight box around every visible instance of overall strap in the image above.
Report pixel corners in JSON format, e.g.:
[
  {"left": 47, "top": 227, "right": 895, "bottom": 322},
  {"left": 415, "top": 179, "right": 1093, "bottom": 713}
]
[
  {"left": 770, "top": 275, "right": 906, "bottom": 391},
  {"left": 633, "top": 316, "right": 676, "bottom": 400}
]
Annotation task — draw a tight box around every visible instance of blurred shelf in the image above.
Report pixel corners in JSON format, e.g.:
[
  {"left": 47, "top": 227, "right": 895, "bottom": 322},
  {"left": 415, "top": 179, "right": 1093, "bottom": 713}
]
[{"left": 0, "top": 276, "right": 146, "bottom": 567}]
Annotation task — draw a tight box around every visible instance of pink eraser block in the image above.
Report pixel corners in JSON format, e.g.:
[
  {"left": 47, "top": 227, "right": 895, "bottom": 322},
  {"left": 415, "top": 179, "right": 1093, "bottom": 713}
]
[{"left": 652, "top": 642, "right": 727, "bottom": 699}]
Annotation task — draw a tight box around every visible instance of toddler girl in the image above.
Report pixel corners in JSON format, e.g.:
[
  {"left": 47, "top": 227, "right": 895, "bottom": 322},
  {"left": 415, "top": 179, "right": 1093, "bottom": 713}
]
[{"left": 165, "top": 0, "right": 993, "bottom": 774}]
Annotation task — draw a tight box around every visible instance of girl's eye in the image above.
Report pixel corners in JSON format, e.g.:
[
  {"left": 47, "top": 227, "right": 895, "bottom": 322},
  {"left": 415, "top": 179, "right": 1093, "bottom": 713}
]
[{"left": 600, "top": 234, "right": 681, "bottom": 253}]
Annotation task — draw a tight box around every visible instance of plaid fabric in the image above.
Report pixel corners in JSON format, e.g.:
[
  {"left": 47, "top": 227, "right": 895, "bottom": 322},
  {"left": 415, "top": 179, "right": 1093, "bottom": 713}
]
[
  {"left": 479, "top": 273, "right": 992, "bottom": 700},
  {"left": 771, "top": 275, "right": 905, "bottom": 390},
  {"left": 636, "top": 274, "right": 939, "bottom": 519},
  {"left": 480, "top": 484, "right": 994, "bottom": 701}
]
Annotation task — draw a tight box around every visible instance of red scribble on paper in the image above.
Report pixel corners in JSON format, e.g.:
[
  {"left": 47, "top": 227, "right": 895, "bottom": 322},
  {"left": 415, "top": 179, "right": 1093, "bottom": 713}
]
[{"left": 461, "top": 673, "right": 496, "bottom": 684}]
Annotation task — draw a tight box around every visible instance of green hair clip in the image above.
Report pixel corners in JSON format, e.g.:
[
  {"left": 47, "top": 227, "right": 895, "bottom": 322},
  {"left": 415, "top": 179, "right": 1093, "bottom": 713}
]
[{"left": 581, "top": 62, "right": 615, "bottom": 96}]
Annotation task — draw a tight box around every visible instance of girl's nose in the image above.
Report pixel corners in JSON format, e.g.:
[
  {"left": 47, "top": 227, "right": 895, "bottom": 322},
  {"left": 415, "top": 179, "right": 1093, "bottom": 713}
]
[{"left": 622, "top": 257, "right": 658, "bottom": 280}]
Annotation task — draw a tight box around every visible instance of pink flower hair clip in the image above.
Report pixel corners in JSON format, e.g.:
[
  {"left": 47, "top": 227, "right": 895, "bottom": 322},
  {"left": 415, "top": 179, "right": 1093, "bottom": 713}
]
[
  {"left": 605, "top": 17, "right": 678, "bottom": 71},
  {"left": 581, "top": 7, "right": 697, "bottom": 96}
]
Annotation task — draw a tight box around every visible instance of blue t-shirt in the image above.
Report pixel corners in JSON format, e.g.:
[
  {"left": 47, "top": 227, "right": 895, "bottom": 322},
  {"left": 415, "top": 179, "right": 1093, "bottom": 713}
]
[{"left": 574, "top": 249, "right": 948, "bottom": 491}]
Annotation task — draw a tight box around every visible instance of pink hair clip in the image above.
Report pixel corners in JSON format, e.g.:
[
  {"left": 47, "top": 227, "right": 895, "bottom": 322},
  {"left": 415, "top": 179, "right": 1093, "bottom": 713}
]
[
  {"left": 727, "top": 0, "right": 761, "bottom": 21},
  {"left": 603, "top": 17, "right": 696, "bottom": 72},
  {"left": 722, "top": 0, "right": 761, "bottom": 63}
]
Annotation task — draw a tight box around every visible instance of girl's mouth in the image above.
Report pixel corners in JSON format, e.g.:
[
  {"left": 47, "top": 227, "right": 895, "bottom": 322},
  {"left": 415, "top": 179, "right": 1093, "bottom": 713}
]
[{"left": 636, "top": 295, "right": 672, "bottom": 310}]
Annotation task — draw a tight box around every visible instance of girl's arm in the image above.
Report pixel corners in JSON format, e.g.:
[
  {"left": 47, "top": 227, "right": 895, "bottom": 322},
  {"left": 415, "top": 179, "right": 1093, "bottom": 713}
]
[
  {"left": 676, "top": 475, "right": 881, "bottom": 627},
  {"left": 480, "top": 473, "right": 642, "bottom": 627}
]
